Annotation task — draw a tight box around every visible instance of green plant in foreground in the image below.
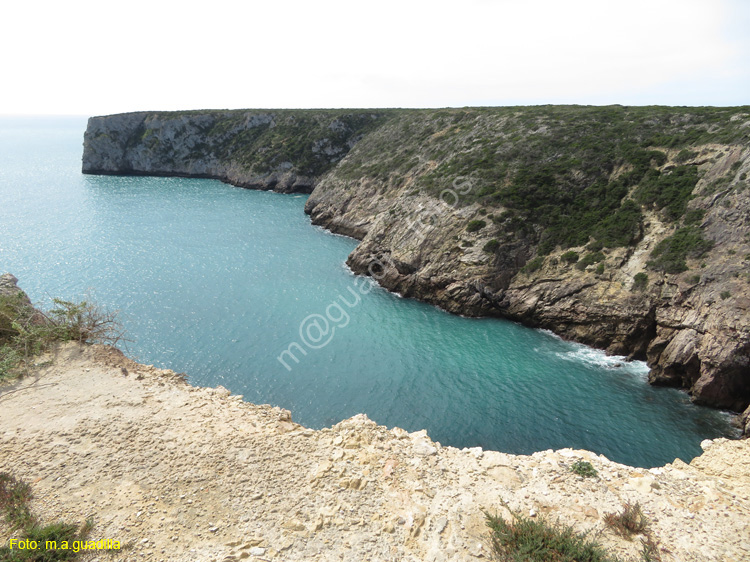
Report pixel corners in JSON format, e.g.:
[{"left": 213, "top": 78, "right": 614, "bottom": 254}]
[
  {"left": 570, "top": 460, "right": 598, "bottom": 478},
  {"left": 0, "top": 294, "right": 122, "bottom": 382},
  {"left": 485, "top": 509, "right": 620, "bottom": 562},
  {"left": 0, "top": 473, "right": 93, "bottom": 561}
]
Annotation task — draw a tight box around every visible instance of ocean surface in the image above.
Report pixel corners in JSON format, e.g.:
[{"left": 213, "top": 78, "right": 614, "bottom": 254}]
[{"left": 0, "top": 116, "right": 737, "bottom": 468}]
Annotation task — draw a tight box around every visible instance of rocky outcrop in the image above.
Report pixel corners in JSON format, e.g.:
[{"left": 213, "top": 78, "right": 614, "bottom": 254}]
[
  {"left": 0, "top": 273, "right": 40, "bottom": 341},
  {"left": 84, "top": 106, "right": 750, "bottom": 417},
  {"left": 0, "top": 273, "right": 28, "bottom": 301},
  {"left": 82, "top": 110, "right": 390, "bottom": 193}
]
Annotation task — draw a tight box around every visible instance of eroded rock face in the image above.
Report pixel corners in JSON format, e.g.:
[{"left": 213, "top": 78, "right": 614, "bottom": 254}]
[
  {"left": 306, "top": 145, "right": 750, "bottom": 415},
  {"left": 0, "top": 273, "right": 24, "bottom": 298},
  {"left": 0, "top": 273, "right": 34, "bottom": 310},
  {"left": 82, "top": 110, "right": 387, "bottom": 194}
]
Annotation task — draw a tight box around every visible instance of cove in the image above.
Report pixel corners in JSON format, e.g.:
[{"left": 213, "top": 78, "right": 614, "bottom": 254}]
[{"left": 0, "top": 116, "right": 737, "bottom": 468}]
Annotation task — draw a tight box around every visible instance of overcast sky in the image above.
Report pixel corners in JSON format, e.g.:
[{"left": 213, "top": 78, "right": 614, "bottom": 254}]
[{"left": 1, "top": 0, "right": 748, "bottom": 115}]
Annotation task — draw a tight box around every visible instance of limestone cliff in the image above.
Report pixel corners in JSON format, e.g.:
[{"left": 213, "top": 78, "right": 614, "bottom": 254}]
[
  {"left": 82, "top": 106, "right": 750, "bottom": 419},
  {"left": 82, "top": 109, "right": 390, "bottom": 192}
]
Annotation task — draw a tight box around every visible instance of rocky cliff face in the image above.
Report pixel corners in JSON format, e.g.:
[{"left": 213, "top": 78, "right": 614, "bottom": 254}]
[
  {"left": 84, "top": 106, "right": 750, "bottom": 420},
  {"left": 82, "top": 110, "right": 390, "bottom": 193}
]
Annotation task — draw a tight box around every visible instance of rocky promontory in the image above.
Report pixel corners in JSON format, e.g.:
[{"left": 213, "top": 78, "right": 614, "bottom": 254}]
[
  {"left": 82, "top": 110, "right": 389, "bottom": 193},
  {"left": 82, "top": 106, "right": 750, "bottom": 420}
]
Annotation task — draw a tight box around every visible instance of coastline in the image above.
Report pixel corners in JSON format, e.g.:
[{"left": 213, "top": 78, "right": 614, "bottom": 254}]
[{"left": 80, "top": 107, "right": 750, "bottom": 420}]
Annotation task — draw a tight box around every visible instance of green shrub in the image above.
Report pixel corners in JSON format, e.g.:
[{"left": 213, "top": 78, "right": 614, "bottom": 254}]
[
  {"left": 485, "top": 509, "right": 619, "bottom": 562},
  {"left": 682, "top": 208, "right": 705, "bottom": 226},
  {"left": 720, "top": 291, "right": 731, "bottom": 300},
  {"left": 634, "top": 165, "right": 699, "bottom": 220},
  {"left": 466, "top": 219, "right": 487, "bottom": 232},
  {"left": 561, "top": 251, "right": 579, "bottom": 264},
  {"left": 576, "top": 251, "right": 605, "bottom": 270},
  {"left": 632, "top": 272, "right": 649, "bottom": 292},
  {"left": 0, "top": 296, "right": 123, "bottom": 382},
  {"left": 483, "top": 239, "right": 501, "bottom": 253},
  {"left": 594, "top": 200, "right": 644, "bottom": 248},
  {"left": 595, "top": 263, "right": 605, "bottom": 275},
  {"left": 0, "top": 473, "right": 94, "bottom": 561},
  {"left": 522, "top": 256, "right": 545, "bottom": 274},
  {"left": 647, "top": 227, "right": 714, "bottom": 274},
  {"left": 570, "top": 460, "right": 598, "bottom": 478},
  {"left": 675, "top": 149, "right": 698, "bottom": 163}
]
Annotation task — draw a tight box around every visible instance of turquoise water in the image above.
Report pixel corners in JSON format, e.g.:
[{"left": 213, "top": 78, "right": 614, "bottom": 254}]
[{"left": 0, "top": 116, "right": 736, "bottom": 467}]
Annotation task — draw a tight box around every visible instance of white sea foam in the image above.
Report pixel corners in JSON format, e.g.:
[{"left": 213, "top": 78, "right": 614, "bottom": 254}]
[{"left": 555, "top": 342, "right": 650, "bottom": 379}]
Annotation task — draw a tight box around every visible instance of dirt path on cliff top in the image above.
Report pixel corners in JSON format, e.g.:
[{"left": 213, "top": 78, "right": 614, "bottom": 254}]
[{"left": 1, "top": 343, "right": 749, "bottom": 562}]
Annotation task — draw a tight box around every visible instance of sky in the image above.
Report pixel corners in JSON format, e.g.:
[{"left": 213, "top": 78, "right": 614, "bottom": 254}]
[{"left": 1, "top": 0, "right": 748, "bottom": 115}]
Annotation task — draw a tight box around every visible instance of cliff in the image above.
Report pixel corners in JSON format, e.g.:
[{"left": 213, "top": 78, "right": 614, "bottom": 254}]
[
  {"left": 82, "top": 109, "right": 391, "bottom": 192},
  {"left": 82, "top": 106, "right": 750, "bottom": 418},
  {"left": 1, "top": 341, "right": 749, "bottom": 561}
]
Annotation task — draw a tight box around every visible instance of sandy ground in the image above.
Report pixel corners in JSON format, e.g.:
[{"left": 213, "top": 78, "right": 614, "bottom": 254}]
[{"left": 1, "top": 343, "right": 749, "bottom": 562}]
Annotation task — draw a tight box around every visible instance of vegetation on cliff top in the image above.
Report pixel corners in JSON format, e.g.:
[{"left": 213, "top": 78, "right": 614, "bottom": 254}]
[
  {"left": 113, "top": 109, "right": 394, "bottom": 177},
  {"left": 0, "top": 292, "right": 122, "bottom": 382},
  {"left": 0, "top": 473, "right": 95, "bottom": 561},
  {"left": 334, "top": 105, "right": 749, "bottom": 260},
  {"left": 90, "top": 105, "right": 749, "bottom": 272}
]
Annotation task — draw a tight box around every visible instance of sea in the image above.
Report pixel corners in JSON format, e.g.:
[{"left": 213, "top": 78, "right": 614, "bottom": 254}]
[{"left": 0, "top": 115, "right": 738, "bottom": 468}]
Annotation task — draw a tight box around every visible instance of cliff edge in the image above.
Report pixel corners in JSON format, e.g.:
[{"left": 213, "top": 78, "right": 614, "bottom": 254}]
[{"left": 1, "top": 342, "right": 749, "bottom": 561}]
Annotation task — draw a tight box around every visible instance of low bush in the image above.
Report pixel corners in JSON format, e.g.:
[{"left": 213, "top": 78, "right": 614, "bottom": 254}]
[
  {"left": 485, "top": 509, "right": 619, "bottom": 562},
  {"left": 647, "top": 227, "right": 714, "bottom": 274},
  {"left": 634, "top": 165, "right": 699, "bottom": 221},
  {"left": 570, "top": 460, "right": 598, "bottom": 478},
  {"left": 576, "top": 251, "right": 605, "bottom": 271},
  {"left": 561, "top": 251, "right": 579, "bottom": 264},
  {"left": 604, "top": 502, "right": 650, "bottom": 538},
  {"left": 682, "top": 208, "right": 705, "bottom": 226},
  {"left": 632, "top": 272, "right": 649, "bottom": 292},
  {"left": 483, "top": 239, "right": 500, "bottom": 253},
  {"left": 0, "top": 473, "right": 94, "bottom": 561},
  {"left": 0, "top": 294, "right": 123, "bottom": 382},
  {"left": 466, "top": 219, "right": 487, "bottom": 232},
  {"left": 522, "top": 256, "right": 545, "bottom": 274}
]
